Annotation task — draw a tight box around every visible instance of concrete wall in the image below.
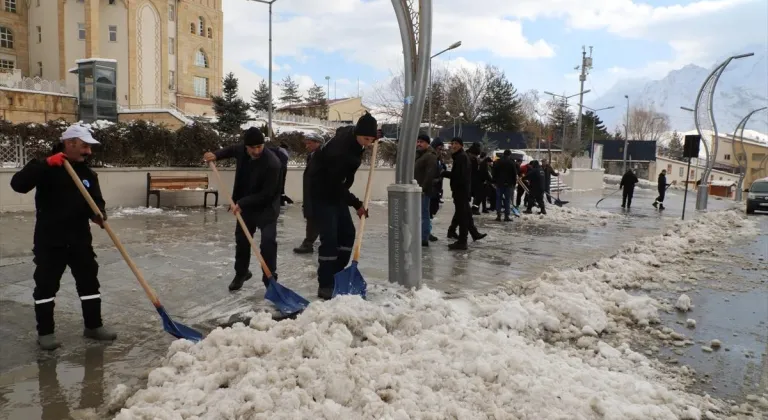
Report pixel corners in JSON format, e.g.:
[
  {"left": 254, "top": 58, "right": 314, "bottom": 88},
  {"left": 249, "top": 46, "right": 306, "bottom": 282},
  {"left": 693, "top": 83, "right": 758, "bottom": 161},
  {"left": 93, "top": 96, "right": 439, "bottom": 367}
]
[
  {"left": 0, "top": 167, "right": 402, "bottom": 213},
  {"left": 0, "top": 88, "right": 78, "bottom": 123}
]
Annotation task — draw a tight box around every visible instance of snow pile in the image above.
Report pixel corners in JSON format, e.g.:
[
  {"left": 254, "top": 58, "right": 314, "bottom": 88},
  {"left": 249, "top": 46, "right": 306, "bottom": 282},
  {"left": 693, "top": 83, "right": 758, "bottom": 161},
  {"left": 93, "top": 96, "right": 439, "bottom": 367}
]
[
  {"left": 108, "top": 207, "right": 164, "bottom": 218},
  {"left": 675, "top": 294, "right": 692, "bottom": 311},
  {"left": 113, "top": 209, "right": 758, "bottom": 419},
  {"left": 115, "top": 290, "right": 722, "bottom": 420},
  {"left": 519, "top": 205, "right": 622, "bottom": 226}
]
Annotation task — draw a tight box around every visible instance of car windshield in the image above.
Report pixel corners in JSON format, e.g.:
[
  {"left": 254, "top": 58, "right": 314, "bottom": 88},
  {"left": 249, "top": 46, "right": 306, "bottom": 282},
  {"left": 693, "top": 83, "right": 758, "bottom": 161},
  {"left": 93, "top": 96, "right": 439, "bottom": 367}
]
[{"left": 751, "top": 182, "right": 768, "bottom": 193}]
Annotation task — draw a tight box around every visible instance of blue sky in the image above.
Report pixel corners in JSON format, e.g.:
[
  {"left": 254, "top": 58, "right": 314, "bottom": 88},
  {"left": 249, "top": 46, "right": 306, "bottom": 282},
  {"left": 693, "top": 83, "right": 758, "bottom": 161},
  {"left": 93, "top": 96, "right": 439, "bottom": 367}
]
[{"left": 222, "top": 0, "right": 767, "bottom": 111}]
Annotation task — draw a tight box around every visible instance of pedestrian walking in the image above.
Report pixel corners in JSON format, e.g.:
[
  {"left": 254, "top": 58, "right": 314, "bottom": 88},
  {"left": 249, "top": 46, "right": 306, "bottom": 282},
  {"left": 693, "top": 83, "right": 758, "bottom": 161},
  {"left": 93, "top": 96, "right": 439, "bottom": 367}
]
[
  {"left": 620, "top": 168, "right": 639, "bottom": 209},
  {"left": 492, "top": 149, "right": 518, "bottom": 221},
  {"left": 204, "top": 127, "right": 282, "bottom": 292},
  {"left": 293, "top": 133, "right": 325, "bottom": 254},
  {"left": 523, "top": 160, "right": 547, "bottom": 215},
  {"left": 309, "top": 112, "right": 377, "bottom": 299},
  {"left": 443, "top": 137, "right": 486, "bottom": 250},
  {"left": 652, "top": 169, "right": 673, "bottom": 210},
  {"left": 414, "top": 134, "right": 438, "bottom": 247},
  {"left": 10, "top": 124, "right": 117, "bottom": 350},
  {"left": 467, "top": 144, "right": 484, "bottom": 215},
  {"left": 541, "top": 159, "right": 559, "bottom": 204}
]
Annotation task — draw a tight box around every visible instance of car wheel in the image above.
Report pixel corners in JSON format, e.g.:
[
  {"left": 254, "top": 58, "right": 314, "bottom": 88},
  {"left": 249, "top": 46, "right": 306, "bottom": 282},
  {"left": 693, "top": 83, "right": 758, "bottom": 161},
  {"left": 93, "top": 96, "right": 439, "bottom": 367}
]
[{"left": 746, "top": 206, "right": 754, "bottom": 215}]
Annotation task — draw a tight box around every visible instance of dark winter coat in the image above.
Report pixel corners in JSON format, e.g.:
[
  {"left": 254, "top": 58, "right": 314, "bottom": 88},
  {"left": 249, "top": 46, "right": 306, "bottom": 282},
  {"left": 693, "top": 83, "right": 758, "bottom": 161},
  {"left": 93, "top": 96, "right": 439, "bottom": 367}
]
[
  {"left": 414, "top": 147, "right": 439, "bottom": 196},
  {"left": 276, "top": 147, "right": 289, "bottom": 195},
  {"left": 11, "top": 157, "right": 106, "bottom": 247},
  {"left": 433, "top": 159, "right": 447, "bottom": 198},
  {"left": 543, "top": 164, "right": 559, "bottom": 188},
  {"left": 524, "top": 165, "right": 546, "bottom": 193},
  {"left": 308, "top": 126, "right": 364, "bottom": 209},
  {"left": 302, "top": 150, "right": 318, "bottom": 219},
  {"left": 657, "top": 173, "right": 669, "bottom": 193},
  {"left": 492, "top": 156, "right": 518, "bottom": 187},
  {"left": 469, "top": 154, "right": 486, "bottom": 195},
  {"left": 445, "top": 148, "right": 472, "bottom": 199},
  {"left": 620, "top": 171, "right": 639, "bottom": 191},
  {"left": 215, "top": 144, "right": 282, "bottom": 226}
]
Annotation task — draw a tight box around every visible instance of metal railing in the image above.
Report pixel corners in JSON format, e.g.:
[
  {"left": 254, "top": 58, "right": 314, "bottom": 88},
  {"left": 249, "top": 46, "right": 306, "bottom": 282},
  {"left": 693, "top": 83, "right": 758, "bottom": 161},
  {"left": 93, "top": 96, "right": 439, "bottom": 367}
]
[
  {"left": 252, "top": 110, "right": 345, "bottom": 130},
  {"left": 0, "top": 137, "right": 27, "bottom": 168}
]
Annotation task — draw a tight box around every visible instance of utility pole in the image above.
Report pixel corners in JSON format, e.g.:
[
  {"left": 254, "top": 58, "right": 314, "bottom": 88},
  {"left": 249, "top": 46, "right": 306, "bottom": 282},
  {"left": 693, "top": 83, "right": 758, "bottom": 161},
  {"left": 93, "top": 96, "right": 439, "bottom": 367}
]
[{"left": 575, "top": 46, "right": 593, "bottom": 151}]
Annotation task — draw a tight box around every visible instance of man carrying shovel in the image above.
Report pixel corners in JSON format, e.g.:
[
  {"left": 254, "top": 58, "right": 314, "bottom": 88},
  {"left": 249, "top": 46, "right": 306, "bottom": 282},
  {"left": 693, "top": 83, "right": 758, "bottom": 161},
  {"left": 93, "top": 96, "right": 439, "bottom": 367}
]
[
  {"left": 10, "top": 124, "right": 117, "bottom": 350},
  {"left": 309, "top": 112, "right": 377, "bottom": 300},
  {"left": 203, "top": 127, "right": 282, "bottom": 292}
]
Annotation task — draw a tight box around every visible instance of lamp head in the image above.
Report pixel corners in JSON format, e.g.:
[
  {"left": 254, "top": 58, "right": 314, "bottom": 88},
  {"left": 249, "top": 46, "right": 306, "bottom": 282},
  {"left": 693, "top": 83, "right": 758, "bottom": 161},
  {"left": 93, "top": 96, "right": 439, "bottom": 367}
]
[{"left": 449, "top": 41, "right": 462, "bottom": 49}]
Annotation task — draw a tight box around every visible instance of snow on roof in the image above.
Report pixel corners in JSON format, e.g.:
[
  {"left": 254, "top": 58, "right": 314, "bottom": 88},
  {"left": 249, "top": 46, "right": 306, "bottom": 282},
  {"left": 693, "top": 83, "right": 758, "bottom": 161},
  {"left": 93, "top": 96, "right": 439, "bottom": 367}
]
[
  {"left": 75, "top": 58, "right": 118, "bottom": 64},
  {"left": 710, "top": 180, "right": 736, "bottom": 187},
  {"left": 67, "top": 66, "right": 79, "bottom": 73}
]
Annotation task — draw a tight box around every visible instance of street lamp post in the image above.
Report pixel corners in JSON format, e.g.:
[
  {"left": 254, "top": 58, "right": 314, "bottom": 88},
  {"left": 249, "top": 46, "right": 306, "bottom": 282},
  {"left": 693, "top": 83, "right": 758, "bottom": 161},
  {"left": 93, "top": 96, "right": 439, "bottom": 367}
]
[
  {"left": 687, "top": 52, "right": 754, "bottom": 210},
  {"left": 582, "top": 105, "right": 615, "bottom": 168},
  {"left": 325, "top": 76, "right": 330, "bottom": 99},
  {"left": 250, "top": 0, "right": 279, "bottom": 138},
  {"left": 427, "top": 41, "right": 461, "bottom": 138},
  {"left": 623, "top": 95, "right": 630, "bottom": 172},
  {"left": 544, "top": 90, "right": 589, "bottom": 154},
  {"left": 446, "top": 111, "right": 464, "bottom": 137}
]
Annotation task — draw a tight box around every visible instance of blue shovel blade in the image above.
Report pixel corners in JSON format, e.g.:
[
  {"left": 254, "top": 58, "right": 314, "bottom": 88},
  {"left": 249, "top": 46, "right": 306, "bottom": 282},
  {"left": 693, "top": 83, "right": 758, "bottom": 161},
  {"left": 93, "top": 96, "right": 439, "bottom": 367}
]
[
  {"left": 156, "top": 306, "right": 203, "bottom": 343},
  {"left": 265, "top": 278, "right": 309, "bottom": 316},
  {"left": 332, "top": 261, "right": 367, "bottom": 299},
  {"left": 511, "top": 206, "right": 521, "bottom": 217}
]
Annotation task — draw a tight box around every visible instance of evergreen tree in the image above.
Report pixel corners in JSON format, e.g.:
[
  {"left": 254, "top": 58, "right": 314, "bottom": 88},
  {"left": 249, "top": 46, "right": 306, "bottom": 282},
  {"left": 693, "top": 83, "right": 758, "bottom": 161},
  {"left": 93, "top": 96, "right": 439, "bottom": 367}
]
[
  {"left": 212, "top": 72, "right": 250, "bottom": 134},
  {"left": 278, "top": 75, "right": 302, "bottom": 105},
  {"left": 548, "top": 100, "right": 576, "bottom": 150},
  {"left": 613, "top": 128, "right": 624, "bottom": 141},
  {"left": 250, "top": 80, "right": 274, "bottom": 113},
  {"left": 305, "top": 83, "right": 329, "bottom": 119},
  {"left": 477, "top": 71, "right": 523, "bottom": 132},
  {"left": 579, "top": 111, "right": 611, "bottom": 150},
  {"left": 667, "top": 130, "right": 684, "bottom": 159},
  {"left": 422, "top": 79, "right": 447, "bottom": 126}
]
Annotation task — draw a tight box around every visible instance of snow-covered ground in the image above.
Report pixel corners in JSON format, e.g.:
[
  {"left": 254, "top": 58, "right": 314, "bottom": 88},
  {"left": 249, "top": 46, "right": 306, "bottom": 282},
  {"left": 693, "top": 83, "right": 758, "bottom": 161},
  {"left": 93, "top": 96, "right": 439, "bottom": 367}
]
[{"left": 110, "top": 209, "right": 765, "bottom": 419}]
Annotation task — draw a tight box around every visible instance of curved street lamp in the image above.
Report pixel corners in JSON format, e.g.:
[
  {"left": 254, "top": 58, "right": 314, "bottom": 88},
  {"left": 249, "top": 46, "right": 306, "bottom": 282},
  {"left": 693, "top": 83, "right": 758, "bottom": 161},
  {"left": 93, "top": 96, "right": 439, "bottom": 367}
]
[
  {"left": 427, "top": 41, "right": 462, "bottom": 137},
  {"left": 690, "top": 52, "right": 754, "bottom": 210},
  {"left": 446, "top": 111, "right": 464, "bottom": 137},
  {"left": 733, "top": 107, "right": 767, "bottom": 201}
]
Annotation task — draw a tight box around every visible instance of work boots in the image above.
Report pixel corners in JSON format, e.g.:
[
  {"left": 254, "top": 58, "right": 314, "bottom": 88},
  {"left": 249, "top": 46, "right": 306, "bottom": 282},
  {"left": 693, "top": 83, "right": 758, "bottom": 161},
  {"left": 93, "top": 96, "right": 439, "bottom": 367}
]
[
  {"left": 448, "top": 241, "right": 468, "bottom": 251},
  {"left": 495, "top": 213, "right": 502, "bottom": 221},
  {"left": 84, "top": 326, "right": 117, "bottom": 341},
  {"left": 293, "top": 241, "right": 314, "bottom": 254},
  {"left": 229, "top": 271, "right": 252, "bottom": 291},
  {"left": 317, "top": 287, "right": 333, "bottom": 300},
  {"left": 37, "top": 334, "right": 61, "bottom": 351}
]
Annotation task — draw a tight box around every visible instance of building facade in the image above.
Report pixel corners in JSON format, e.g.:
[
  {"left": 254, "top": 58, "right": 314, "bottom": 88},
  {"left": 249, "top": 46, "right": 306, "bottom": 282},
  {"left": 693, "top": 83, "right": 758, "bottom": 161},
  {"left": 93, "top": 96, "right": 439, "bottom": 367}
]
[
  {"left": 277, "top": 97, "right": 370, "bottom": 123},
  {"left": 710, "top": 133, "right": 768, "bottom": 190},
  {"left": 0, "top": 0, "right": 222, "bottom": 116}
]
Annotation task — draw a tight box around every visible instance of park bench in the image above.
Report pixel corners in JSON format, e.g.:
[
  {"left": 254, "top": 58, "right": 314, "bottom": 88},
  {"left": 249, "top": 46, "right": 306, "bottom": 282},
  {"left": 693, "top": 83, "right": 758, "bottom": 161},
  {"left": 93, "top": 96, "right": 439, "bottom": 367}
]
[{"left": 146, "top": 172, "right": 218, "bottom": 208}]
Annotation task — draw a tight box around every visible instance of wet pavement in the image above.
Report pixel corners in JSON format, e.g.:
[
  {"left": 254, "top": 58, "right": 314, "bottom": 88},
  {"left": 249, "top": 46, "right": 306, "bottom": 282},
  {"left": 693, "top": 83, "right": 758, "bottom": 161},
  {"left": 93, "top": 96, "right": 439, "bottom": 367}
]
[{"left": 0, "top": 186, "right": 764, "bottom": 419}]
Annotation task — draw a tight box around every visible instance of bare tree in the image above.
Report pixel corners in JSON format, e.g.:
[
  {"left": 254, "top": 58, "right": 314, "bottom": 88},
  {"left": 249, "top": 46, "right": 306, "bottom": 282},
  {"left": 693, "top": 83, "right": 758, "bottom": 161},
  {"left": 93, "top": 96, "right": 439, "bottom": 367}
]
[
  {"left": 368, "top": 70, "right": 406, "bottom": 121},
  {"left": 624, "top": 104, "right": 671, "bottom": 141},
  {"left": 443, "top": 65, "right": 495, "bottom": 123}
]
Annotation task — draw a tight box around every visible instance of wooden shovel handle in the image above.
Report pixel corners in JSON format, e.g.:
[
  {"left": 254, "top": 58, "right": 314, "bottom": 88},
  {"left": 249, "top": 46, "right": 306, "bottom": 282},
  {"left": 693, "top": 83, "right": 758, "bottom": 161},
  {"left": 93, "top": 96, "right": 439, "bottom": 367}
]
[
  {"left": 352, "top": 140, "right": 379, "bottom": 262},
  {"left": 63, "top": 160, "right": 161, "bottom": 308},
  {"left": 208, "top": 162, "right": 273, "bottom": 278}
]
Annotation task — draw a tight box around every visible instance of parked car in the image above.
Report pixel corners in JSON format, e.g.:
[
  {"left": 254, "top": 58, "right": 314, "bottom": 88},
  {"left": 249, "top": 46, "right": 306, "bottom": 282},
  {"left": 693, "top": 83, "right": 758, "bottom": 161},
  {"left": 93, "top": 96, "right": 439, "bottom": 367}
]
[{"left": 746, "top": 177, "right": 768, "bottom": 214}]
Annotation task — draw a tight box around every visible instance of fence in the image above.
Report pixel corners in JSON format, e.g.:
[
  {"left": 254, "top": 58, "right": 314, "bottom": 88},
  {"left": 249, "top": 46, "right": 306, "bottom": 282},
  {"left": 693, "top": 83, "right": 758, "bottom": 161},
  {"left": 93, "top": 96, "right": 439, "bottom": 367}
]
[
  {"left": 0, "top": 70, "right": 72, "bottom": 95},
  {"left": 0, "top": 137, "right": 27, "bottom": 168},
  {"left": 252, "top": 110, "right": 345, "bottom": 130}
]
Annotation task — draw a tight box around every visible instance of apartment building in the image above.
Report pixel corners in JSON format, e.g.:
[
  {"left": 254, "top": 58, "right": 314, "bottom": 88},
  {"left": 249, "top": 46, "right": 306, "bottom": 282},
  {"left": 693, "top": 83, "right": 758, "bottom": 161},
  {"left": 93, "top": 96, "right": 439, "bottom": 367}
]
[
  {"left": 0, "top": 0, "right": 222, "bottom": 116},
  {"left": 711, "top": 133, "right": 768, "bottom": 190}
]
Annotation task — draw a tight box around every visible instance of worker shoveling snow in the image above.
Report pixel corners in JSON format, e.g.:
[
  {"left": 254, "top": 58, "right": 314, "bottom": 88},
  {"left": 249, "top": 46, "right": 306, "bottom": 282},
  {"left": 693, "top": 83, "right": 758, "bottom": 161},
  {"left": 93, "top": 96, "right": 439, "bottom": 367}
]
[{"left": 112, "top": 210, "right": 758, "bottom": 420}]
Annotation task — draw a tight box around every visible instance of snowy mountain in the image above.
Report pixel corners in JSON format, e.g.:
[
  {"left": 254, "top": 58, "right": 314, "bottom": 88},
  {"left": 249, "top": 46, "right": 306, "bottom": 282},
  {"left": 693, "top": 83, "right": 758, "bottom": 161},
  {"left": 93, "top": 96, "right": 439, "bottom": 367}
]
[{"left": 588, "top": 44, "right": 768, "bottom": 137}]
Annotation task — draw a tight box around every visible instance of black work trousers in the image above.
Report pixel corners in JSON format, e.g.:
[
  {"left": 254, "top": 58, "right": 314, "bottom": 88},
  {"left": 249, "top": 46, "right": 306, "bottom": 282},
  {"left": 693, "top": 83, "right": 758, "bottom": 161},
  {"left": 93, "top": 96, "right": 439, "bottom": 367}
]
[
  {"left": 526, "top": 191, "right": 546, "bottom": 213},
  {"left": 314, "top": 202, "right": 356, "bottom": 290},
  {"left": 302, "top": 217, "right": 320, "bottom": 246},
  {"left": 32, "top": 244, "right": 103, "bottom": 336},
  {"left": 452, "top": 196, "right": 479, "bottom": 242},
  {"left": 622, "top": 188, "right": 635, "bottom": 207},
  {"left": 655, "top": 190, "right": 666, "bottom": 203},
  {"left": 234, "top": 214, "right": 278, "bottom": 287},
  {"left": 515, "top": 185, "right": 526, "bottom": 207}
]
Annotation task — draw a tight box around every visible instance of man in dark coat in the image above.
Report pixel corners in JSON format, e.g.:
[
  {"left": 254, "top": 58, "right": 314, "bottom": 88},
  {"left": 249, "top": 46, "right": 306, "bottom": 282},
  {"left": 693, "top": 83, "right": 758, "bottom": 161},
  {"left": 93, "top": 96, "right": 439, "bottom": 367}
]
[
  {"left": 10, "top": 124, "right": 117, "bottom": 350},
  {"left": 443, "top": 137, "right": 486, "bottom": 250},
  {"left": 653, "top": 169, "right": 674, "bottom": 210},
  {"left": 293, "top": 133, "right": 325, "bottom": 254},
  {"left": 620, "top": 168, "right": 639, "bottom": 209},
  {"left": 541, "top": 159, "right": 559, "bottom": 204},
  {"left": 309, "top": 112, "right": 377, "bottom": 299},
  {"left": 276, "top": 142, "right": 292, "bottom": 206},
  {"left": 492, "top": 149, "right": 518, "bottom": 221},
  {"left": 523, "top": 160, "right": 547, "bottom": 215},
  {"left": 204, "top": 127, "right": 282, "bottom": 291},
  {"left": 414, "top": 134, "right": 438, "bottom": 247},
  {"left": 429, "top": 138, "right": 446, "bottom": 224}
]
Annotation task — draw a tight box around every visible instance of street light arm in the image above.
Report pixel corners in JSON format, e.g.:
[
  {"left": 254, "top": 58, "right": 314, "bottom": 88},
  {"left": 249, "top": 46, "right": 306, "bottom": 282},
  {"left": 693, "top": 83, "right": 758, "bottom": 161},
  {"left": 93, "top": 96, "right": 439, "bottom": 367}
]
[
  {"left": 680, "top": 106, "right": 695, "bottom": 112},
  {"left": 431, "top": 41, "right": 462, "bottom": 59},
  {"left": 733, "top": 52, "right": 754, "bottom": 59}
]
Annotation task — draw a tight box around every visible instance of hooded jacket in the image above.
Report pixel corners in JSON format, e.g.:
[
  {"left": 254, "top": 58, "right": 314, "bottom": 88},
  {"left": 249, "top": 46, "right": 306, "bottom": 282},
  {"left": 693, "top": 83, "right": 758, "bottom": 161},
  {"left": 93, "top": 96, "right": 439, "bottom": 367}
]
[
  {"left": 492, "top": 155, "right": 518, "bottom": 187},
  {"left": 620, "top": 170, "right": 639, "bottom": 191},
  {"left": 308, "top": 126, "right": 364, "bottom": 209},
  {"left": 414, "top": 146, "right": 438, "bottom": 196},
  {"left": 657, "top": 173, "right": 670, "bottom": 193},
  {"left": 524, "top": 161, "right": 546, "bottom": 193},
  {"left": 11, "top": 155, "right": 106, "bottom": 247},
  {"left": 215, "top": 144, "right": 282, "bottom": 225}
]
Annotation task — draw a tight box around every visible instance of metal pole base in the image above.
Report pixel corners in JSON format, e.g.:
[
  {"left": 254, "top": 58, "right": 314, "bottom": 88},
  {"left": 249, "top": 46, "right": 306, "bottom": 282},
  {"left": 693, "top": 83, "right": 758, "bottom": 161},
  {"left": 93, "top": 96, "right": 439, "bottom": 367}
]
[
  {"left": 695, "top": 186, "right": 709, "bottom": 210},
  {"left": 387, "top": 183, "right": 422, "bottom": 290}
]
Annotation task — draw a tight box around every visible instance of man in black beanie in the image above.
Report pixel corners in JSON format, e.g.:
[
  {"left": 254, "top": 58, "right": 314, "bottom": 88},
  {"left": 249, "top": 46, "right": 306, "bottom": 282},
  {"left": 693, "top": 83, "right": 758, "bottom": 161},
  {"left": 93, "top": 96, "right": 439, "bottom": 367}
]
[
  {"left": 204, "top": 127, "right": 283, "bottom": 291},
  {"left": 309, "top": 111, "right": 377, "bottom": 299}
]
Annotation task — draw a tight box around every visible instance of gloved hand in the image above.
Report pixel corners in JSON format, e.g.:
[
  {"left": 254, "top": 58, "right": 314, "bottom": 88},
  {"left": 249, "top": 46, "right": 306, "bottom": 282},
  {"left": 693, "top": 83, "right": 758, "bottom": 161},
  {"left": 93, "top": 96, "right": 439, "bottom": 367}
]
[
  {"left": 356, "top": 207, "right": 369, "bottom": 219},
  {"left": 91, "top": 214, "right": 105, "bottom": 229},
  {"left": 46, "top": 152, "right": 67, "bottom": 167}
]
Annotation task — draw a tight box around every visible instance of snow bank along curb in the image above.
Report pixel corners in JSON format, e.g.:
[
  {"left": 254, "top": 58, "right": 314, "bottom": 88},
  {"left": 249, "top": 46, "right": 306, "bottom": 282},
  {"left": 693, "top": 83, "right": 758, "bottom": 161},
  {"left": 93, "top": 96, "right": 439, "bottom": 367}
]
[{"left": 112, "top": 210, "right": 759, "bottom": 419}]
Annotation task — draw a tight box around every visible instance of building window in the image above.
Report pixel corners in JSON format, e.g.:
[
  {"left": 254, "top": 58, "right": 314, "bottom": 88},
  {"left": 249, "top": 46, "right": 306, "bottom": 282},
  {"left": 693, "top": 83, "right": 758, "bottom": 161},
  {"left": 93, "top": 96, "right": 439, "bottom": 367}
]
[
  {"left": 109, "top": 25, "right": 117, "bottom": 42},
  {"left": 198, "top": 17, "right": 205, "bottom": 36},
  {"left": 169, "top": 70, "right": 175, "bottom": 90},
  {"left": 4, "top": 0, "right": 16, "bottom": 13},
  {"left": 667, "top": 164, "right": 672, "bottom": 173},
  {"left": 193, "top": 77, "right": 208, "bottom": 97},
  {"left": 195, "top": 49, "right": 208, "bottom": 67},
  {"left": 37, "top": 61, "right": 42, "bottom": 77},
  {"left": 0, "top": 59, "right": 14, "bottom": 70},
  {"left": 168, "top": 37, "right": 175, "bottom": 54},
  {"left": 724, "top": 154, "right": 731, "bottom": 160},
  {"left": 690, "top": 169, "right": 695, "bottom": 177},
  {"left": 0, "top": 27, "right": 13, "bottom": 49},
  {"left": 679, "top": 167, "right": 683, "bottom": 177},
  {"left": 168, "top": 4, "right": 175, "bottom": 21},
  {"left": 190, "top": 22, "right": 195, "bottom": 34},
  {"left": 78, "top": 23, "right": 86, "bottom": 40},
  {"left": 207, "top": 27, "right": 212, "bottom": 39},
  {"left": 37, "top": 26, "right": 42, "bottom": 43}
]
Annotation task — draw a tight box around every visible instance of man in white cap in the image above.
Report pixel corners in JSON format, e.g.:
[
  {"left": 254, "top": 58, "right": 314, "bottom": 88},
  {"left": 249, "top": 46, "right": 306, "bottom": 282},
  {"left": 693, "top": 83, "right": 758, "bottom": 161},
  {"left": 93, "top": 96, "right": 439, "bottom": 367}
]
[{"left": 10, "top": 123, "right": 117, "bottom": 350}]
